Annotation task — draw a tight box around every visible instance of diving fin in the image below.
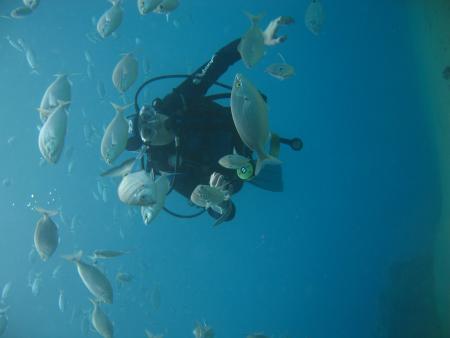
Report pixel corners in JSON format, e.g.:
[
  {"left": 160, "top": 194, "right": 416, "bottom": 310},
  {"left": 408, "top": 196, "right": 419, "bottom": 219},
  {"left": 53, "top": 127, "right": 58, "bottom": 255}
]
[{"left": 248, "top": 162, "right": 284, "bottom": 192}]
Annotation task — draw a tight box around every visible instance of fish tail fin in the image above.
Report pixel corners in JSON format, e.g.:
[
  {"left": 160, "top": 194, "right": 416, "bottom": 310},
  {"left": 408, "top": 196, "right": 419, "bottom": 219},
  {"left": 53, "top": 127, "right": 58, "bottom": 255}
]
[
  {"left": 30, "top": 69, "right": 40, "bottom": 76},
  {"left": 243, "top": 11, "right": 265, "bottom": 24},
  {"left": 37, "top": 107, "right": 51, "bottom": 118},
  {"left": 255, "top": 152, "right": 282, "bottom": 176},
  {"left": 0, "top": 305, "right": 10, "bottom": 314},
  {"left": 62, "top": 250, "right": 83, "bottom": 262},
  {"left": 110, "top": 102, "right": 132, "bottom": 115},
  {"left": 35, "top": 207, "right": 58, "bottom": 217}
]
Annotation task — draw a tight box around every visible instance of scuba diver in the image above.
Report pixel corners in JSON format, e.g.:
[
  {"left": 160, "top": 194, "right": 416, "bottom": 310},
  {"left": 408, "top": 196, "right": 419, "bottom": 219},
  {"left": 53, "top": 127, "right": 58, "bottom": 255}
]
[{"left": 126, "top": 16, "right": 303, "bottom": 225}]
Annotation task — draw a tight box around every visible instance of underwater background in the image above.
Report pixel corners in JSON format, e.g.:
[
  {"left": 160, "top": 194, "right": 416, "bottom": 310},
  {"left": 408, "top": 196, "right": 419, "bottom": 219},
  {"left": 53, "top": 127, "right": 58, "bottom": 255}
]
[{"left": 0, "top": 0, "right": 449, "bottom": 337}]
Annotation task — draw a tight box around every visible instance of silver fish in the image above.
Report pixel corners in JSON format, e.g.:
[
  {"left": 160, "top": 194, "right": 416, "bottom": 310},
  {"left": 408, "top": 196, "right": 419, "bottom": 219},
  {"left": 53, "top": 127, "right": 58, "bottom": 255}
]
[
  {"left": 230, "top": 73, "right": 281, "bottom": 175},
  {"left": 112, "top": 53, "right": 138, "bottom": 94},
  {"left": 63, "top": 251, "right": 113, "bottom": 304},
  {"left": 52, "top": 265, "right": 62, "bottom": 279},
  {"left": 67, "top": 160, "right": 75, "bottom": 175},
  {"left": 5, "top": 36, "right": 23, "bottom": 52},
  {"left": 90, "top": 299, "right": 114, "bottom": 338},
  {"left": 25, "top": 47, "right": 39, "bottom": 75},
  {"left": 91, "top": 250, "right": 129, "bottom": 260},
  {"left": 30, "top": 273, "right": 42, "bottom": 296},
  {"left": 23, "top": 0, "right": 40, "bottom": 10},
  {"left": 1, "top": 178, "right": 11, "bottom": 188},
  {"left": 58, "top": 289, "right": 65, "bottom": 312},
  {"left": 140, "top": 175, "right": 170, "bottom": 225},
  {"left": 142, "top": 56, "right": 151, "bottom": 76},
  {"left": 193, "top": 322, "right": 215, "bottom": 338},
  {"left": 237, "top": 13, "right": 266, "bottom": 68},
  {"left": 154, "top": 0, "right": 179, "bottom": 14},
  {"left": 87, "top": 62, "right": 95, "bottom": 80},
  {"left": 97, "top": 0, "right": 123, "bottom": 39},
  {"left": 38, "top": 102, "right": 69, "bottom": 164},
  {"left": 138, "top": 0, "right": 162, "bottom": 15},
  {"left": 84, "top": 50, "right": 94, "bottom": 64},
  {"left": 100, "top": 158, "right": 136, "bottom": 177},
  {"left": 34, "top": 208, "right": 59, "bottom": 261},
  {"left": 265, "top": 54, "right": 295, "bottom": 80},
  {"left": 116, "top": 272, "right": 133, "bottom": 283},
  {"left": 10, "top": 7, "right": 33, "bottom": 19},
  {"left": 1, "top": 282, "right": 12, "bottom": 302},
  {"left": 305, "top": 0, "right": 325, "bottom": 35},
  {"left": 101, "top": 103, "right": 132, "bottom": 164},
  {"left": 102, "top": 188, "right": 108, "bottom": 203},
  {"left": 118, "top": 170, "right": 157, "bottom": 206},
  {"left": 218, "top": 154, "right": 250, "bottom": 169},
  {"left": 93, "top": 191, "right": 100, "bottom": 201},
  {"left": 39, "top": 74, "right": 72, "bottom": 122},
  {"left": 97, "top": 80, "right": 106, "bottom": 101}
]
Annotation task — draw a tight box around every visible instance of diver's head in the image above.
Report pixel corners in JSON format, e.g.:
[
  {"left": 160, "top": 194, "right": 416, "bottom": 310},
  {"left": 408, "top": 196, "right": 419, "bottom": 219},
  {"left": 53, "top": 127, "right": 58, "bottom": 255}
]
[
  {"left": 138, "top": 101, "right": 175, "bottom": 146},
  {"left": 138, "top": 104, "right": 158, "bottom": 145}
]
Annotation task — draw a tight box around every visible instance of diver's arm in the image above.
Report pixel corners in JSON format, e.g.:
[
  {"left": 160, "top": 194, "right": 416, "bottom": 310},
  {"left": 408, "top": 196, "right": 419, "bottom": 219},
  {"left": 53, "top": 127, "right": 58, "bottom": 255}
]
[
  {"left": 176, "top": 38, "right": 242, "bottom": 98},
  {"left": 160, "top": 39, "right": 242, "bottom": 112}
]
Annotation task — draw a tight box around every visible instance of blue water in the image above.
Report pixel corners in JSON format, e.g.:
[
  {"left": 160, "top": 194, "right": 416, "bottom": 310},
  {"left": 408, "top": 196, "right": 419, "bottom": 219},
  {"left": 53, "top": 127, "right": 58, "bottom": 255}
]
[{"left": 0, "top": 1, "right": 441, "bottom": 338}]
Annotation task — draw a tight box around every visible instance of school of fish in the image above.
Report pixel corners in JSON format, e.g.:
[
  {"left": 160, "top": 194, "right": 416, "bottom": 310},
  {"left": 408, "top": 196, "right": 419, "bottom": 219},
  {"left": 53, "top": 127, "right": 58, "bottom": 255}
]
[{"left": 0, "top": 0, "right": 316, "bottom": 336}]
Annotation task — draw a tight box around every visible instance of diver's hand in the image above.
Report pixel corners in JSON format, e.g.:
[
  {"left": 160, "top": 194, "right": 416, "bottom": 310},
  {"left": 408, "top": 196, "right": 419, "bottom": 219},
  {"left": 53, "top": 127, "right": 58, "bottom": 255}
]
[
  {"left": 263, "top": 16, "right": 295, "bottom": 46},
  {"left": 209, "top": 172, "right": 227, "bottom": 189}
]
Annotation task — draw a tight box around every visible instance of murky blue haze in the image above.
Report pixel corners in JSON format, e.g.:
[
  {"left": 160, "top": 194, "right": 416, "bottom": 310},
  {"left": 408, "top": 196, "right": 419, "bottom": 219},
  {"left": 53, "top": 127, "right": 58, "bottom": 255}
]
[{"left": 0, "top": 1, "right": 440, "bottom": 338}]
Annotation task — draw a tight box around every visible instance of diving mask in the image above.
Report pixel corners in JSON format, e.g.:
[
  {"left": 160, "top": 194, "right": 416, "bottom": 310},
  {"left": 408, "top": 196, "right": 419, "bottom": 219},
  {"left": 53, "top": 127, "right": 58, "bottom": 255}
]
[{"left": 138, "top": 104, "right": 158, "bottom": 145}]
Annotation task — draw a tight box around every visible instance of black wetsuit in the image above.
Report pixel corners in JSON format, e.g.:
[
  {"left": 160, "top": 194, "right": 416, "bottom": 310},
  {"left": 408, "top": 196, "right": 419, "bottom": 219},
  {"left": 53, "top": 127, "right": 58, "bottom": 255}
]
[{"left": 127, "top": 39, "right": 250, "bottom": 206}]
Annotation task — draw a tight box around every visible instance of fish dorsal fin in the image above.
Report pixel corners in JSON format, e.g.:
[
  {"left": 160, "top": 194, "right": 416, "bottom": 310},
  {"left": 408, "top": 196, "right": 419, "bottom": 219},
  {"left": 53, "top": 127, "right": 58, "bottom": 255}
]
[
  {"left": 35, "top": 207, "right": 58, "bottom": 217},
  {"left": 37, "top": 107, "right": 52, "bottom": 117},
  {"left": 243, "top": 11, "right": 265, "bottom": 25},
  {"left": 53, "top": 73, "right": 68, "bottom": 79},
  {"left": 109, "top": 0, "right": 121, "bottom": 7},
  {"left": 120, "top": 51, "right": 134, "bottom": 57},
  {"left": 278, "top": 52, "right": 287, "bottom": 63},
  {"left": 111, "top": 102, "right": 132, "bottom": 116}
]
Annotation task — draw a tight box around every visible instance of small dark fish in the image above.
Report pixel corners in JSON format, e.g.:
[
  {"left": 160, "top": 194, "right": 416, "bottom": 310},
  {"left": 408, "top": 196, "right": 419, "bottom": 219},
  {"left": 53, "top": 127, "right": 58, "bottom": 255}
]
[
  {"left": 100, "top": 158, "right": 136, "bottom": 177},
  {"left": 442, "top": 66, "right": 450, "bottom": 80}
]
